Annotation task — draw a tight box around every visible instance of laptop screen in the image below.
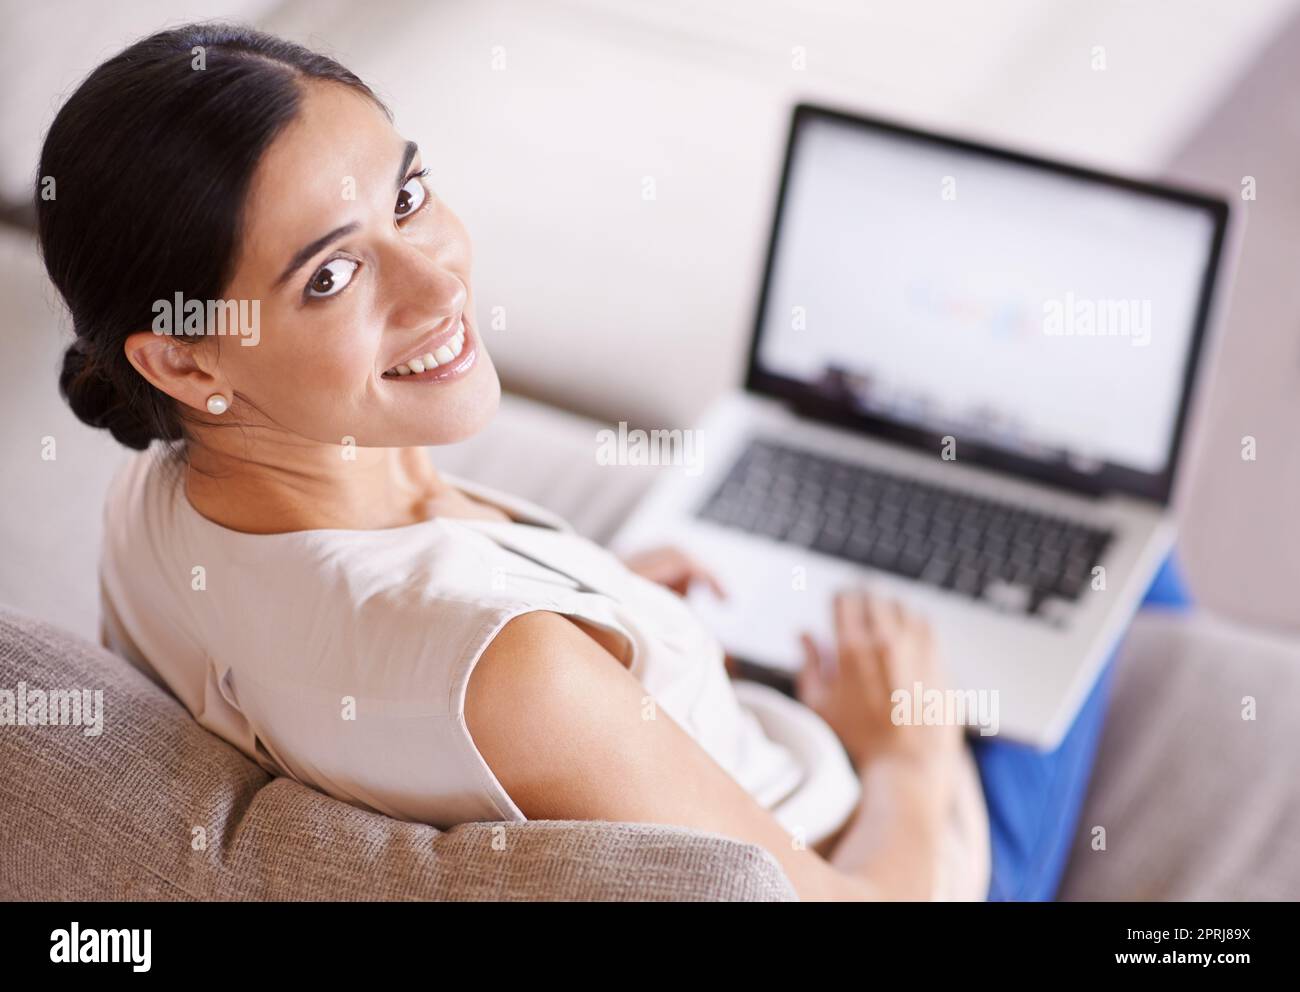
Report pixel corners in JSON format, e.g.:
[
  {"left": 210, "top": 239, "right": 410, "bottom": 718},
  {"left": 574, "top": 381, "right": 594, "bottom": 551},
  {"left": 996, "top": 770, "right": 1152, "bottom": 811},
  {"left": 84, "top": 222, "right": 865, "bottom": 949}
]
[{"left": 749, "top": 106, "right": 1231, "bottom": 504}]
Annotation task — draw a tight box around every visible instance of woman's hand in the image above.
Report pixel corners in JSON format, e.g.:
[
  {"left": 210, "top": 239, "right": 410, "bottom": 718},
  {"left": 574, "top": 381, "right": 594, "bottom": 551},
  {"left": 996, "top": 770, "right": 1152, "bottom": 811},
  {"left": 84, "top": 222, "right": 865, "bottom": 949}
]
[
  {"left": 796, "top": 587, "right": 963, "bottom": 785},
  {"left": 620, "top": 545, "right": 728, "bottom": 600}
]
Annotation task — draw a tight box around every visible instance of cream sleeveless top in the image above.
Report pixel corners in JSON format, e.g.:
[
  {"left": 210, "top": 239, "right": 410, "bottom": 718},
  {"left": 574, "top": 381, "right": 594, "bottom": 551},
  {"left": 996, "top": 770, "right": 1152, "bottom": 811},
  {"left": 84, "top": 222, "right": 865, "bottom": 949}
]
[{"left": 99, "top": 446, "right": 989, "bottom": 899}]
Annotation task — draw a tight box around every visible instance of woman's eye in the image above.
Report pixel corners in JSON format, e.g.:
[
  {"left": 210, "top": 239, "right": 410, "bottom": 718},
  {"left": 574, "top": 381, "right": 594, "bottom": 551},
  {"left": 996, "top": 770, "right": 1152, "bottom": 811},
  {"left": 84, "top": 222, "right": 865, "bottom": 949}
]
[
  {"left": 306, "top": 258, "right": 359, "bottom": 299},
  {"left": 395, "top": 173, "right": 428, "bottom": 219}
]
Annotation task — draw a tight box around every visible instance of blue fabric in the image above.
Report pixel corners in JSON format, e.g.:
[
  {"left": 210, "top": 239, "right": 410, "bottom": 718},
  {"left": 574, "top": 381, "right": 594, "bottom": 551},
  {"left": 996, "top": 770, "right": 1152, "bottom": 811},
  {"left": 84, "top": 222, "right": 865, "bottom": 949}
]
[{"left": 972, "top": 553, "right": 1192, "bottom": 901}]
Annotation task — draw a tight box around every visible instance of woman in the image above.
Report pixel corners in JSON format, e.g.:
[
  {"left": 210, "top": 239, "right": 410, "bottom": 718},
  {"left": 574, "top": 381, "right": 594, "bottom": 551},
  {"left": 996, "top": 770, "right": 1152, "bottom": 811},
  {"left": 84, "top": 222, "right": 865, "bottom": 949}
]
[{"left": 37, "top": 23, "right": 1119, "bottom": 901}]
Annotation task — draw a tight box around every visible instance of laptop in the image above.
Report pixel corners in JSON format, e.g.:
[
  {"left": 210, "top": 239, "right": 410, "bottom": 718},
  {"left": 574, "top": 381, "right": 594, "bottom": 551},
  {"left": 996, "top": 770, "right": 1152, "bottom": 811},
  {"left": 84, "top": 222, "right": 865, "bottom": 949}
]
[{"left": 609, "top": 103, "right": 1235, "bottom": 749}]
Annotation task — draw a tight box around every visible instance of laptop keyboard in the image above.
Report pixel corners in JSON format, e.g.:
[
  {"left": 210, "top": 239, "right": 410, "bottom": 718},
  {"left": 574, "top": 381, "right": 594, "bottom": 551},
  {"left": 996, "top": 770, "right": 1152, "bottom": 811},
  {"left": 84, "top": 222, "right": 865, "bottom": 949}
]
[{"left": 696, "top": 438, "right": 1113, "bottom": 620}]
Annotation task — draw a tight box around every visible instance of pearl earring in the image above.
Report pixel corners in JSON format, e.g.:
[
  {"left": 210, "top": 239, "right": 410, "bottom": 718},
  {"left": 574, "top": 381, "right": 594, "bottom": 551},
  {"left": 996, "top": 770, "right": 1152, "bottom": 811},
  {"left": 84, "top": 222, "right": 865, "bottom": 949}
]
[{"left": 206, "top": 394, "right": 229, "bottom": 415}]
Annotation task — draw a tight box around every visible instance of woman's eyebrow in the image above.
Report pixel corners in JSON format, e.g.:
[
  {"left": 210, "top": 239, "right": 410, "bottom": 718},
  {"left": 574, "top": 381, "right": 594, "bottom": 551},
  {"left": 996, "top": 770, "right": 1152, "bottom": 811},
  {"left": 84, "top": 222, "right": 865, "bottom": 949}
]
[
  {"left": 272, "top": 141, "right": 421, "bottom": 289},
  {"left": 273, "top": 221, "right": 360, "bottom": 289},
  {"left": 395, "top": 140, "right": 418, "bottom": 188}
]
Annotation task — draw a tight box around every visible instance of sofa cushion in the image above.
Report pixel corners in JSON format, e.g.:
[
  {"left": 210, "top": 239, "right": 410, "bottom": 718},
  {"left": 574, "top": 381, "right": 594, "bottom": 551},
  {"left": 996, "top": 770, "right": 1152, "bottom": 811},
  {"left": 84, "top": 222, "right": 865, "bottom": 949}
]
[
  {"left": 0, "top": 605, "right": 796, "bottom": 901},
  {"left": 1059, "top": 610, "right": 1300, "bottom": 901}
]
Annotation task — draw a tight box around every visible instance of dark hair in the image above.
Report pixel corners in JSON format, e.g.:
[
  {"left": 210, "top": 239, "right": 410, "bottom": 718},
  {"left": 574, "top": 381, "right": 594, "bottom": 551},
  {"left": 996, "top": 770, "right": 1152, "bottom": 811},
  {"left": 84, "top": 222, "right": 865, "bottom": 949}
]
[{"left": 36, "top": 22, "right": 388, "bottom": 450}]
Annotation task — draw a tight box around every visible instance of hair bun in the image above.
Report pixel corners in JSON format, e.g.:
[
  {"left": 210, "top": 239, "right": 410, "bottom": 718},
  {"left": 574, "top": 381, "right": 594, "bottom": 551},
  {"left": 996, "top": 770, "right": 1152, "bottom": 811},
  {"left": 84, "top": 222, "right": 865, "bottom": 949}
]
[
  {"left": 39, "top": 23, "right": 385, "bottom": 454},
  {"left": 59, "top": 336, "right": 156, "bottom": 450}
]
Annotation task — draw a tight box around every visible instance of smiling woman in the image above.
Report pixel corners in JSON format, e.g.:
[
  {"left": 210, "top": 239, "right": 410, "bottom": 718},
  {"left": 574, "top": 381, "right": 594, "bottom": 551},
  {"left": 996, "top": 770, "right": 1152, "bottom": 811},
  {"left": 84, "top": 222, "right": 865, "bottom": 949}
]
[
  {"left": 36, "top": 22, "right": 986, "bottom": 903},
  {"left": 42, "top": 25, "right": 500, "bottom": 478},
  {"left": 42, "top": 26, "right": 386, "bottom": 450}
]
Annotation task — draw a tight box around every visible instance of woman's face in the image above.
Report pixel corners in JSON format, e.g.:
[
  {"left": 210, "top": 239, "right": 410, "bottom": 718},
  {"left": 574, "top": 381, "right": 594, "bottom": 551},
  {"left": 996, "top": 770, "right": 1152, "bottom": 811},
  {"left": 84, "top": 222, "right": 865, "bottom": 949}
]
[{"left": 213, "top": 81, "right": 498, "bottom": 448}]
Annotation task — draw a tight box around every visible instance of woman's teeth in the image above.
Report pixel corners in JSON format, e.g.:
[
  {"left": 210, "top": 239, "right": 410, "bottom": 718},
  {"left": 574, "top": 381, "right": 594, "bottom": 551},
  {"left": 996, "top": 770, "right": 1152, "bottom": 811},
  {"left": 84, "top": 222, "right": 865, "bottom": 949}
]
[{"left": 385, "top": 324, "right": 466, "bottom": 377}]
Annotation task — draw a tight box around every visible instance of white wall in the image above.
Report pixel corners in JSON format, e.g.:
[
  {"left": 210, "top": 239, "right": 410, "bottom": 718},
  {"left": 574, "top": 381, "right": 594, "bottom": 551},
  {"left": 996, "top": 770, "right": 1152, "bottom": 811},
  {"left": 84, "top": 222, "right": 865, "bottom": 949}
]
[
  {"left": 0, "top": 0, "right": 282, "bottom": 198},
  {"left": 5, "top": 0, "right": 1294, "bottom": 428},
  {"left": 258, "top": 0, "right": 1293, "bottom": 427}
]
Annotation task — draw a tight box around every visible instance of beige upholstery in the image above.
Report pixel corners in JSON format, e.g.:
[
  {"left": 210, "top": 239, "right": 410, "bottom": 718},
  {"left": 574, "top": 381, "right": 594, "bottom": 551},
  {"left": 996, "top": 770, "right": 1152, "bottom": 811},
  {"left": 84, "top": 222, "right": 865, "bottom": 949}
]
[
  {"left": 1058, "top": 610, "right": 1300, "bottom": 901},
  {"left": 8, "top": 597, "right": 1300, "bottom": 901},
  {"left": 0, "top": 605, "right": 797, "bottom": 901}
]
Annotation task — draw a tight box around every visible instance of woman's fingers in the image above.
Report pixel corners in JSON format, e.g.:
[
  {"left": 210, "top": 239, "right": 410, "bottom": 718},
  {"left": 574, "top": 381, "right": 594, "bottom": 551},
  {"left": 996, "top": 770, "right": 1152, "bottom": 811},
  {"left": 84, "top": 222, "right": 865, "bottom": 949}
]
[
  {"left": 621, "top": 545, "right": 728, "bottom": 599},
  {"left": 860, "top": 587, "right": 908, "bottom": 692},
  {"left": 698, "top": 562, "right": 728, "bottom": 600},
  {"left": 890, "top": 595, "right": 908, "bottom": 633},
  {"left": 667, "top": 549, "right": 727, "bottom": 599},
  {"left": 828, "top": 585, "right": 942, "bottom": 700},
  {"left": 817, "top": 585, "right": 963, "bottom": 771},
  {"left": 862, "top": 588, "right": 899, "bottom": 645},
  {"left": 795, "top": 630, "right": 830, "bottom": 712},
  {"left": 834, "top": 588, "right": 872, "bottom": 684},
  {"left": 915, "top": 616, "right": 946, "bottom": 689}
]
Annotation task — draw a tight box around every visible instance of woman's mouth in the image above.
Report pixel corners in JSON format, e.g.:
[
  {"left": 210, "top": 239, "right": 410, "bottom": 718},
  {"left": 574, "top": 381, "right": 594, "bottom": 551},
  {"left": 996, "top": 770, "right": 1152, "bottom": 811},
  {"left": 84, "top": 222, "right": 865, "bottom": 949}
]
[{"left": 381, "top": 318, "right": 477, "bottom": 383}]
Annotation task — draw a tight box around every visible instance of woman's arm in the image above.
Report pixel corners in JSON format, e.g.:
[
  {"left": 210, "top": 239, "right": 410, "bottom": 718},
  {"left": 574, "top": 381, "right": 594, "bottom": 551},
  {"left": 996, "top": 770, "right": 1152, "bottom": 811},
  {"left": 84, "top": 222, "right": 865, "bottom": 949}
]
[
  {"left": 823, "top": 753, "right": 951, "bottom": 898},
  {"left": 466, "top": 600, "right": 961, "bottom": 901}
]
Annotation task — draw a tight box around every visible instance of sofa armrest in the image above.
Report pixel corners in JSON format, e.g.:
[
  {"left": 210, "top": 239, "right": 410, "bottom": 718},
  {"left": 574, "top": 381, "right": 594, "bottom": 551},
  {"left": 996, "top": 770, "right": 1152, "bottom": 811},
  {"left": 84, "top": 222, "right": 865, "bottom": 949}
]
[
  {"left": 0, "top": 605, "right": 794, "bottom": 902},
  {"left": 205, "top": 781, "right": 796, "bottom": 901}
]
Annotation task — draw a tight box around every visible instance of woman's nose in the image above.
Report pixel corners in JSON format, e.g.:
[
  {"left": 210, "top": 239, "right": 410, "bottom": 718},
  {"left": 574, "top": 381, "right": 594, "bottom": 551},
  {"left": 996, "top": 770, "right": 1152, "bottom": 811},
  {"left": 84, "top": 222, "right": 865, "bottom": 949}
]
[{"left": 388, "top": 251, "right": 468, "bottom": 331}]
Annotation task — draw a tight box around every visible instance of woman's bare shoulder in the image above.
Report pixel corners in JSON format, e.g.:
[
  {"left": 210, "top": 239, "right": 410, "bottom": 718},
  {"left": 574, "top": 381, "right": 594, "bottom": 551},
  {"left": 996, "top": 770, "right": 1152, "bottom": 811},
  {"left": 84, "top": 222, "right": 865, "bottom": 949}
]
[
  {"left": 467, "top": 610, "right": 631, "bottom": 738},
  {"left": 463, "top": 610, "right": 645, "bottom": 818},
  {"left": 463, "top": 609, "right": 859, "bottom": 899}
]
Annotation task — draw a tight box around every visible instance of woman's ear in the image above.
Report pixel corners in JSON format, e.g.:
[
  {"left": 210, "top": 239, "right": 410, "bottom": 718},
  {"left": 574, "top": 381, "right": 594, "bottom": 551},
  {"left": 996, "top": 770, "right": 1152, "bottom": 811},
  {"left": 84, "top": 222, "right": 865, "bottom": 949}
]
[{"left": 123, "top": 330, "right": 226, "bottom": 414}]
